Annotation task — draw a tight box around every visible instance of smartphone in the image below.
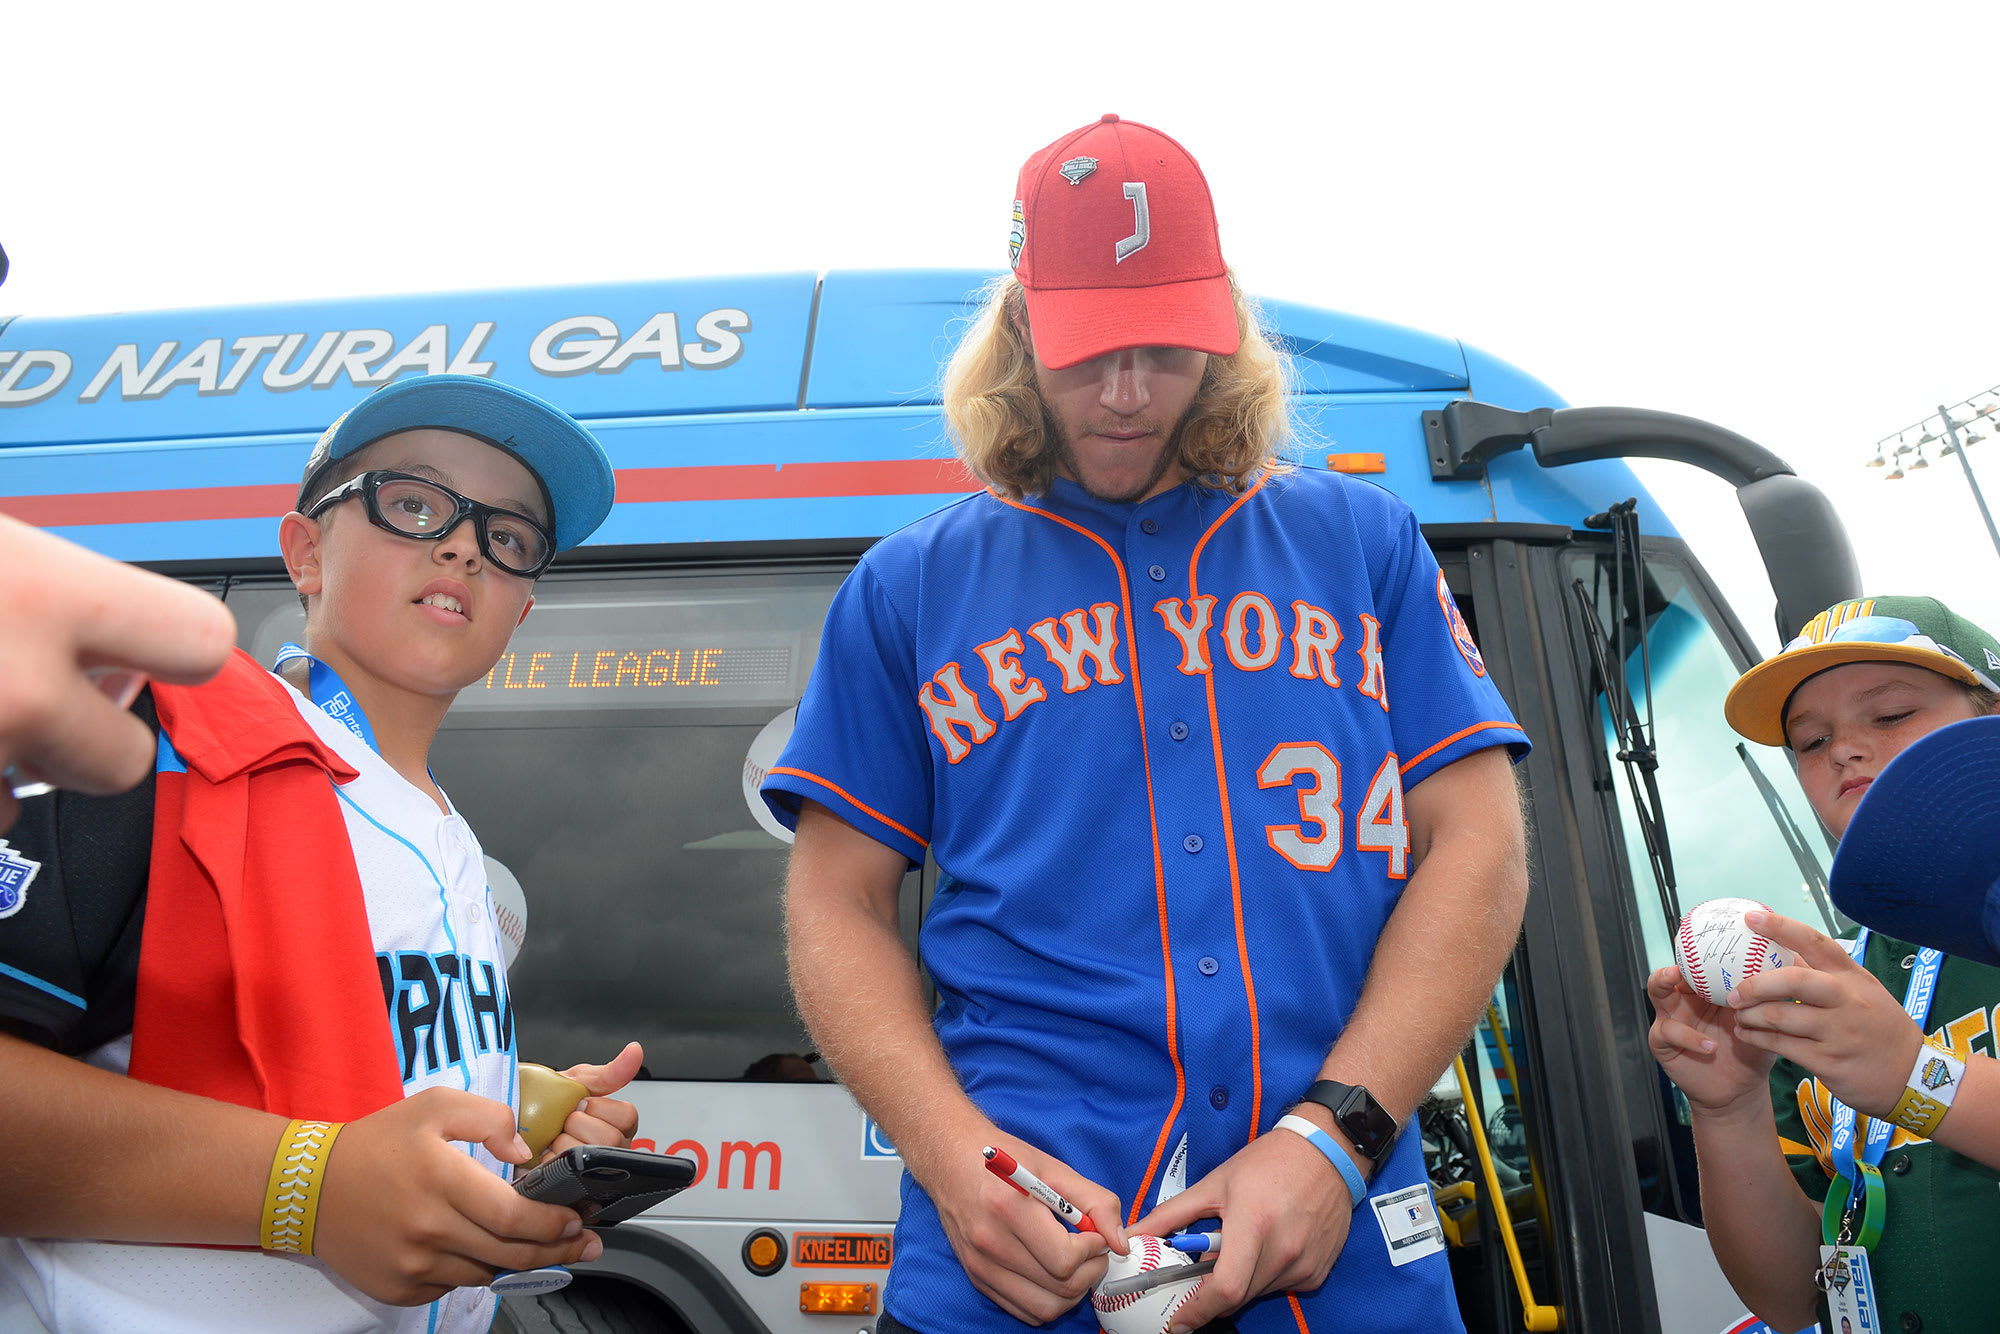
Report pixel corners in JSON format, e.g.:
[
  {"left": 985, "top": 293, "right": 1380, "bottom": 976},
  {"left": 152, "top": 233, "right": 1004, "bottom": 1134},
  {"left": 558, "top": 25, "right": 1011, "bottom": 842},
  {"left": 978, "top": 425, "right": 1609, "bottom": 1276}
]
[{"left": 513, "top": 1146, "right": 697, "bottom": 1227}]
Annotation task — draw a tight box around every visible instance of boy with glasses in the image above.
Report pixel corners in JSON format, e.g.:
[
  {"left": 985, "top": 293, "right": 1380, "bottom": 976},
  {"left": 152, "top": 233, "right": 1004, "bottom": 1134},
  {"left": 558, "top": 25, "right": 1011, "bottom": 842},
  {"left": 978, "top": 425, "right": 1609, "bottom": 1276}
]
[
  {"left": 1648, "top": 596, "right": 2000, "bottom": 1334},
  {"left": 0, "top": 374, "right": 643, "bottom": 1334}
]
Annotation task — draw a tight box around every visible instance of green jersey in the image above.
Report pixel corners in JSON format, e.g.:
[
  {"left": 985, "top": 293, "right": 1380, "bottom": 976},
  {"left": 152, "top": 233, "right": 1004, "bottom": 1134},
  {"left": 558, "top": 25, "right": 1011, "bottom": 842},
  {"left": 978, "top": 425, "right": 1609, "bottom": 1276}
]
[{"left": 1771, "top": 932, "right": 2000, "bottom": 1334}]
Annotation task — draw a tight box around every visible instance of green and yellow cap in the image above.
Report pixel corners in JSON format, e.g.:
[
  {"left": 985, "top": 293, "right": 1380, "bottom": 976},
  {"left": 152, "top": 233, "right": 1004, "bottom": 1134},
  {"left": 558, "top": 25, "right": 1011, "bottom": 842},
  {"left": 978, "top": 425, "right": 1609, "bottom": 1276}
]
[{"left": 1724, "top": 595, "right": 2000, "bottom": 747}]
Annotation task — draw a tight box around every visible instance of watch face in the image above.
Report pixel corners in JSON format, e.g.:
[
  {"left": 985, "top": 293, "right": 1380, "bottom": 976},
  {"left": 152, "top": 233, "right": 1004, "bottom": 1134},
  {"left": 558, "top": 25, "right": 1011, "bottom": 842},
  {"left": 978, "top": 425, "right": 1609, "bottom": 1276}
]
[
  {"left": 1334, "top": 1086, "right": 1398, "bottom": 1159},
  {"left": 1304, "top": 1079, "right": 1400, "bottom": 1160},
  {"left": 1344, "top": 1096, "right": 1392, "bottom": 1160}
]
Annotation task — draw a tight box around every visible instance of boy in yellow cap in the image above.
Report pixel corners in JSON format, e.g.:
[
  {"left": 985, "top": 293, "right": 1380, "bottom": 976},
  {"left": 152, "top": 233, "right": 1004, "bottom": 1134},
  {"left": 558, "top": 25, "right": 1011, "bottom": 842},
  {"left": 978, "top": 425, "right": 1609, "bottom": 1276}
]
[{"left": 1649, "top": 596, "right": 2000, "bottom": 1334}]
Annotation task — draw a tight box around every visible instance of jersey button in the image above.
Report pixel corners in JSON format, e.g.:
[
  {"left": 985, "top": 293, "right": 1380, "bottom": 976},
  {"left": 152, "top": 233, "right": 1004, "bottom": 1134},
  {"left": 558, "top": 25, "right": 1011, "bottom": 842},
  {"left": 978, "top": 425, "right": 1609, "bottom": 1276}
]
[
  {"left": 1899, "top": 1313, "right": 1922, "bottom": 1332},
  {"left": 1147, "top": 564, "right": 1167, "bottom": 582},
  {"left": 1183, "top": 834, "right": 1204, "bottom": 853},
  {"left": 1141, "top": 518, "right": 1159, "bottom": 534},
  {"left": 1197, "top": 955, "right": 1220, "bottom": 976},
  {"left": 1889, "top": 1152, "right": 1912, "bottom": 1175},
  {"left": 1169, "top": 721, "right": 1190, "bottom": 741},
  {"left": 1208, "top": 1085, "right": 1229, "bottom": 1110}
]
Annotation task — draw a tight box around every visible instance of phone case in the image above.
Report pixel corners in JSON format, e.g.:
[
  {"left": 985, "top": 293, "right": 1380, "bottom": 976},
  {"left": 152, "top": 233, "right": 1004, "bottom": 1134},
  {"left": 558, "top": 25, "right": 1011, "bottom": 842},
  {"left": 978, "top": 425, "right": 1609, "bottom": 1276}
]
[{"left": 513, "top": 1146, "right": 697, "bottom": 1226}]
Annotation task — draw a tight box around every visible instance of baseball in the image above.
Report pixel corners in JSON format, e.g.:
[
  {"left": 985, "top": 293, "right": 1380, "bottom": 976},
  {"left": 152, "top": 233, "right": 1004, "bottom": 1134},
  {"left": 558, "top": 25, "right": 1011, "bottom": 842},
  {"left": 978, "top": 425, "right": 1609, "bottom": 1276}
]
[
  {"left": 1674, "top": 897, "right": 1795, "bottom": 1006},
  {"left": 1091, "top": 1234, "right": 1203, "bottom": 1334}
]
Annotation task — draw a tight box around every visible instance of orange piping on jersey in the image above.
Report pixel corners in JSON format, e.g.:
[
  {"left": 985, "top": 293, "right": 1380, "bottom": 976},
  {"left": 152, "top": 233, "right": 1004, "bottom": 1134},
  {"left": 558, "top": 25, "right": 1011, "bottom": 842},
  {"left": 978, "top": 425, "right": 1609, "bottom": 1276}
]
[
  {"left": 1187, "top": 473, "right": 1273, "bottom": 1146},
  {"left": 994, "top": 494, "right": 1182, "bottom": 1221},
  {"left": 1400, "top": 720, "right": 1520, "bottom": 776},
  {"left": 768, "top": 767, "right": 929, "bottom": 849}
]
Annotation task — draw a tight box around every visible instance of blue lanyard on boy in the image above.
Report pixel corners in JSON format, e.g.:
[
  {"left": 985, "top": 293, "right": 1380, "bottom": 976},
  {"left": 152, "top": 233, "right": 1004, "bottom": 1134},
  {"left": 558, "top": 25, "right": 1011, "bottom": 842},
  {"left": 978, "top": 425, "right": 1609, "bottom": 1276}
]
[
  {"left": 1822, "top": 926, "right": 1943, "bottom": 1250},
  {"left": 274, "top": 643, "right": 381, "bottom": 757}
]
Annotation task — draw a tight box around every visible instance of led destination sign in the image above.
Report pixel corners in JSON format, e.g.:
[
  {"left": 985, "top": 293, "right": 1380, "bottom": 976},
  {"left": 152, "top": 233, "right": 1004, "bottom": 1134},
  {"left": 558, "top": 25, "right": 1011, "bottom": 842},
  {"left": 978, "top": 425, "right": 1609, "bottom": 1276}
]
[{"left": 457, "top": 633, "right": 798, "bottom": 711}]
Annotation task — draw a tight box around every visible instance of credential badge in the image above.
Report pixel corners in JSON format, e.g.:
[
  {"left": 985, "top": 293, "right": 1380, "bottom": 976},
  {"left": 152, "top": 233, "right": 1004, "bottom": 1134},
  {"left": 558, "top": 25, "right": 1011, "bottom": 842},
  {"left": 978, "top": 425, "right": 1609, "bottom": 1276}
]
[
  {"left": 0, "top": 839, "right": 41, "bottom": 919},
  {"left": 1059, "top": 156, "right": 1099, "bottom": 186}
]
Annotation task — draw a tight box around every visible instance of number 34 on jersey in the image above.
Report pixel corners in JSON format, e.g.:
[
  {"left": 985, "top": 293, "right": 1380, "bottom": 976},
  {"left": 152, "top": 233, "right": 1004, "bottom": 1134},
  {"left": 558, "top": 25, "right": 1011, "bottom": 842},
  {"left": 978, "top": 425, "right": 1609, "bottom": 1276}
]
[{"left": 1258, "top": 743, "right": 1409, "bottom": 879}]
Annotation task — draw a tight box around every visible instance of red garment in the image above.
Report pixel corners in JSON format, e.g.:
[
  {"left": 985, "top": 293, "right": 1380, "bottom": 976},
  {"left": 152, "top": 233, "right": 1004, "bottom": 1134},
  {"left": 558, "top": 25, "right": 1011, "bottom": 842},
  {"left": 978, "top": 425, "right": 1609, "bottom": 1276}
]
[{"left": 129, "top": 649, "right": 404, "bottom": 1120}]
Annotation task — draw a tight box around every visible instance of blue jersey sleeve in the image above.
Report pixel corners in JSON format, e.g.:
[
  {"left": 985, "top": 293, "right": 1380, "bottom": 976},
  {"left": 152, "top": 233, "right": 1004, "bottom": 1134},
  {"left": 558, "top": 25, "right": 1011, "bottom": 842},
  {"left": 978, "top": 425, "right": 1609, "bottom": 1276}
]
[
  {"left": 760, "top": 558, "right": 935, "bottom": 866},
  {"left": 1371, "top": 501, "right": 1530, "bottom": 788}
]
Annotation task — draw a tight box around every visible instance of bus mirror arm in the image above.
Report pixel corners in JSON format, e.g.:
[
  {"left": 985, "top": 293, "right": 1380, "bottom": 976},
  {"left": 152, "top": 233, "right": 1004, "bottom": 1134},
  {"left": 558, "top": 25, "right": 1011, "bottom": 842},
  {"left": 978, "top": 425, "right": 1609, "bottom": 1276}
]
[{"left": 1429, "top": 401, "right": 1862, "bottom": 641}]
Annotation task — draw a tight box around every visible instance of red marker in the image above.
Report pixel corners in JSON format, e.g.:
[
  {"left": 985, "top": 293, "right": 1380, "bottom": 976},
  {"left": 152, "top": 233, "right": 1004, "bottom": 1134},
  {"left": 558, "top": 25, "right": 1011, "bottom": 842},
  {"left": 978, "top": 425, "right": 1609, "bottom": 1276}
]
[{"left": 981, "top": 1145, "right": 1098, "bottom": 1233}]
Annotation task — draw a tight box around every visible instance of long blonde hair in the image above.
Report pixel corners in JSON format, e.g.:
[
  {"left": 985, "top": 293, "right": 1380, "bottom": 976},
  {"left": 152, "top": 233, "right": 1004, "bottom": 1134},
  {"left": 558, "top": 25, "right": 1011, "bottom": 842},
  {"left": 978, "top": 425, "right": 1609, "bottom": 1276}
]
[{"left": 941, "top": 272, "right": 1292, "bottom": 500}]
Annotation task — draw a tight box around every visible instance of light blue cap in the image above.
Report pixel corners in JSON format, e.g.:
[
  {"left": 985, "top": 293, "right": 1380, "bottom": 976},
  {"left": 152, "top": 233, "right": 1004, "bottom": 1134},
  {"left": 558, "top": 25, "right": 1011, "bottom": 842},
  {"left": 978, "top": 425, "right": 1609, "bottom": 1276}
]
[{"left": 299, "top": 374, "right": 614, "bottom": 552}]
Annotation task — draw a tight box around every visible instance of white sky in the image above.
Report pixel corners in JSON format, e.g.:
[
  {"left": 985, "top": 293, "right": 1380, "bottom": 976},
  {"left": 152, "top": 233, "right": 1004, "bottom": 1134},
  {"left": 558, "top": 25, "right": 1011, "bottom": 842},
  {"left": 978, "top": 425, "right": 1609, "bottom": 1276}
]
[{"left": 6, "top": 1, "right": 1999, "bottom": 651}]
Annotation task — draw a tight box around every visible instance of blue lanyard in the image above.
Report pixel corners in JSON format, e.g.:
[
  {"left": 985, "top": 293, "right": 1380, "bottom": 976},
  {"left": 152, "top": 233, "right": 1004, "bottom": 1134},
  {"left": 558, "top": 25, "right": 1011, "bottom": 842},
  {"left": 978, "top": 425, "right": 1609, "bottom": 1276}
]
[
  {"left": 1826, "top": 928, "right": 1943, "bottom": 1228},
  {"left": 274, "top": 643, "right": 381, "bottom": 757}
]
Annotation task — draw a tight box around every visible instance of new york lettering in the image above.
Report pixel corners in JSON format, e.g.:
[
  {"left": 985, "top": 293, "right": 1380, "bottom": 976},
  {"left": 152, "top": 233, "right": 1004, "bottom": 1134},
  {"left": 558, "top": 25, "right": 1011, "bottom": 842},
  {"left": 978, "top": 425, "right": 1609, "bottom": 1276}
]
[{"left": 918, "top": 591, "right": 1390, "bottom": 763}]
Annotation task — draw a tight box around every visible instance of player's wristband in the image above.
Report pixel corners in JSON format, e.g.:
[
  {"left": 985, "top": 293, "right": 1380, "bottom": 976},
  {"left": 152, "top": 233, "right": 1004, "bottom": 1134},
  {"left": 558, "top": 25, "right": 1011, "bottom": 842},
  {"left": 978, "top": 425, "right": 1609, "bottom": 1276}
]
[
  {"left": 1275, "top": 1113, "right": 1368, "bottom": 1207},
  {"left": 1888, "top": 1037, "right": 1966, "bottom": 1137},
  {"left": 259, "top": 1119, "right": 345, "bottom": 1255}
]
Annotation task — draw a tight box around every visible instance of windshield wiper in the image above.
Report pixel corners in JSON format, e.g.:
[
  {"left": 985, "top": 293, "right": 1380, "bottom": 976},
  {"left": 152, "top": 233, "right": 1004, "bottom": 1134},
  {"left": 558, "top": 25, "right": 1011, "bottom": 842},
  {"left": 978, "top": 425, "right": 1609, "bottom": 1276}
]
[
  {"left": 1733, "top": 743, "right": 1841, "bottom": 935},
  {"left": 1572, "top": 498, "right": 1681, "bottom": 932}
]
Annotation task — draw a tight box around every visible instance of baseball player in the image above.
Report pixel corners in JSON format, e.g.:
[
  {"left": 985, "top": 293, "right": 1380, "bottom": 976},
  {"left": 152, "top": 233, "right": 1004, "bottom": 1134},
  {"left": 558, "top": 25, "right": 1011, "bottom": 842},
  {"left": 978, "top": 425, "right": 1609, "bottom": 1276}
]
[
  {"left": 0, "top": 376, "right": 643, "bottom": 1333},
  {"left": 765, "top": 115, "right": 1530, "bottom": 1333},
  {"left": 1649, "top": 597, "right": 2000, "bottom": 1333}
]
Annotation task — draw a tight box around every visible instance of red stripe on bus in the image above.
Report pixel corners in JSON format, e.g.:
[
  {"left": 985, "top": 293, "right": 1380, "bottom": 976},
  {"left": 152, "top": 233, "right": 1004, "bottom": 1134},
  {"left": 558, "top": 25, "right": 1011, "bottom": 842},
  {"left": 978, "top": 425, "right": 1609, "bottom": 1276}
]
[
  {"left": 0, "top": 459, "right": 984, "bottom": 528},
  {"left": 0, "top": 484, "right": 299, "bottom": 527}
]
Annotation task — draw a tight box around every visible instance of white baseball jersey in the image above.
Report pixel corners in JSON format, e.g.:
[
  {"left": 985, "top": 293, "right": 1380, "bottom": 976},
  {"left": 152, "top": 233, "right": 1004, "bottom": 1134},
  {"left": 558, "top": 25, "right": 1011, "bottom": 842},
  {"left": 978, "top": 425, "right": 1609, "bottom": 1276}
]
[{"left": 0, "top": 669, "right": 519, "bottom": 1334}]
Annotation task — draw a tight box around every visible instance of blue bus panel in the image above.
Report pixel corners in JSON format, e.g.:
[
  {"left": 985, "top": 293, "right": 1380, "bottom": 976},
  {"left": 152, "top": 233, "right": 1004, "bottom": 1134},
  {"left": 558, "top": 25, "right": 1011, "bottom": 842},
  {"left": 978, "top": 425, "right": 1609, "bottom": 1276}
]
[{"left": 1, "top": 271, "right": 1671, "bottom": 562}]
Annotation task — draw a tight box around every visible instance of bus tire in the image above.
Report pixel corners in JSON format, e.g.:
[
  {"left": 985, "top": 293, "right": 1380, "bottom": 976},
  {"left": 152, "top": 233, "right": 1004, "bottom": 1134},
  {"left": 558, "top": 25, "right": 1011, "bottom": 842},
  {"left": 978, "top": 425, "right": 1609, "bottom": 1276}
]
[{"left": 495, "top": 1276, "right": 692, "bottom": 1334}]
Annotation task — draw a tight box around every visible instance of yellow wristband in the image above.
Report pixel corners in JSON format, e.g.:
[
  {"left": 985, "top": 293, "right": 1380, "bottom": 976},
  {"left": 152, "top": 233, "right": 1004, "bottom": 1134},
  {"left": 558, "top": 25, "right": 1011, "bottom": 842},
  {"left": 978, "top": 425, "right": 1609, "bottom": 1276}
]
[
  {"left": 260, "top": 1119, "right": 345, "bottom": 1255},
  {"left": 1888, "top": 1038, "right": 1965, "bottom": 1138}
]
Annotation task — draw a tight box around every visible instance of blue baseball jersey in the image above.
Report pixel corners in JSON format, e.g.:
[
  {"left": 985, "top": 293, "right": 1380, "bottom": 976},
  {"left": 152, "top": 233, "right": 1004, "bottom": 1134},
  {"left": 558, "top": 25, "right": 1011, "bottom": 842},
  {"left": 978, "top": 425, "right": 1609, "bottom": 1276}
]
[{"left": 763, "top": 465, "right": 1528, "bottom": 1333}]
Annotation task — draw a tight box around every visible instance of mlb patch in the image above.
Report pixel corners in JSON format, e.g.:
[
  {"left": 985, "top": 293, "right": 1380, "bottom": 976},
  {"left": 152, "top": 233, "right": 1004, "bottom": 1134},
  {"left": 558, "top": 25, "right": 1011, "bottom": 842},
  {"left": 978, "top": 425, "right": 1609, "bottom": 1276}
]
[
  {"left": 0, "top": 839, "right": 41, "bottom": 919},
  {"left": 1372, "top": 1182, "right": 1445, "bottom": 1266}
]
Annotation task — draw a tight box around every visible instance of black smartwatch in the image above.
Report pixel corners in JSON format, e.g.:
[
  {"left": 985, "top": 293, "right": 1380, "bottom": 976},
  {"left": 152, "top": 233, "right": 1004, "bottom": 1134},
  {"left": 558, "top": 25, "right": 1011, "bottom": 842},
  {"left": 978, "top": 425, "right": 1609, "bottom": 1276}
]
[{"left": 1300, "top": 1079, "right": 1399, "bottom": 1164}]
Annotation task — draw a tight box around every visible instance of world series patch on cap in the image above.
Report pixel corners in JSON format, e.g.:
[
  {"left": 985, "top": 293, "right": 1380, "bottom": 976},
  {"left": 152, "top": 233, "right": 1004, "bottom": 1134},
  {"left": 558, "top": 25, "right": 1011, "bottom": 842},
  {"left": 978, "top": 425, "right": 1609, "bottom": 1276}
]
[
  {"left": 1723, "top": 595, "right": 2000, "bottom": 746},
  {"left": 1009, "top": 114, "right": 1240, "bottom": 371},
  {"left": 1830, "top": 714, "right": 2000, "bottom": 966}
]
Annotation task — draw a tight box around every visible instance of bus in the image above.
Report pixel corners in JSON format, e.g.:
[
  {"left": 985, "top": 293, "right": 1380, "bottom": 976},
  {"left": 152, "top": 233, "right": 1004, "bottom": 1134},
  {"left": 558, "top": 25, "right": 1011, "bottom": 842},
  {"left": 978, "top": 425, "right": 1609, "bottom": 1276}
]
[{"left": 0, "top": 269, "right": 1861, "bottom": 1334}]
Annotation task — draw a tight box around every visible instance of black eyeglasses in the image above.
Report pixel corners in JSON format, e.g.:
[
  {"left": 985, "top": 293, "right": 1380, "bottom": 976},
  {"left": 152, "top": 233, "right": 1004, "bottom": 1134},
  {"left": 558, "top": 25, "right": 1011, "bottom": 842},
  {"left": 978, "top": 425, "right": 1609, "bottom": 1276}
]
[{"left": 307, "top": 471, "right": 555, "bottom": 577}]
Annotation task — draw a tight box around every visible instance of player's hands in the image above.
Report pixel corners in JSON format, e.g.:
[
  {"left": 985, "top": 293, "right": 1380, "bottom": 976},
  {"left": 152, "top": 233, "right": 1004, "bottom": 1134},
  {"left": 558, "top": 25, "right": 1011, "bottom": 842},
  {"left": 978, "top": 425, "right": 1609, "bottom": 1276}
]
[
  {"left": 1646, "top": 963, "right": 1778, "bottom": 1120},
  {"left": 1129, "top": 1115, "right": 1352, "bottom": 1327},
  {"left": 314, "top": 1086, "right": 603, "bottom": 1306},
  {"left": 926, "top": 1135, "right": 1124, "bottom": 1325},
  {"left": 1726, "top": 911, "right": 1925, "bottom": 1120},
  {"left": 545, "top": 1041, "right": 645, "bottom": 1160},
  {"left": 0, "top": 516, "right": 234, "bottom": 829}
]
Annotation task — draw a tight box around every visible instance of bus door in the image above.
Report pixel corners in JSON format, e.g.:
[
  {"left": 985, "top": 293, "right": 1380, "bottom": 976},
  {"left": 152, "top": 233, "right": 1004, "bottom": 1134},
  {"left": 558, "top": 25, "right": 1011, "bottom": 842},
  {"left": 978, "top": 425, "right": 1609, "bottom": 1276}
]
[
  {"left": 1416, "top": 525, "right": 1834, "bottom": 1334},
  {"left": 1426, "top": 519, "right": 1839, "bottom": 1334}
]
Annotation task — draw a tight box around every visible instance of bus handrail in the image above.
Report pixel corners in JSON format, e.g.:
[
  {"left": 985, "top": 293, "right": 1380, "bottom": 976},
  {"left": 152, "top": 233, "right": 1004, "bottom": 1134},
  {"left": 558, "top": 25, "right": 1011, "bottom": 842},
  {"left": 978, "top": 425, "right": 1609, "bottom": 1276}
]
[{"left": 1452, "top": 1055, "right": 1562, "bottom": 1331}]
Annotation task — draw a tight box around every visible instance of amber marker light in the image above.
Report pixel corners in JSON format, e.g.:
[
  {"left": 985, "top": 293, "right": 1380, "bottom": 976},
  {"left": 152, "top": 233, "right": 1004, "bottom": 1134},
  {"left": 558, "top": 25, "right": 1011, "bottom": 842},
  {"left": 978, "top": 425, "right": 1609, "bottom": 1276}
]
[
  {"left": 1326, "top": 452, "right": 1387, "bottom": 474},
  {"left": 742, "top": 1228, "right": 787, "bottom": 1277},
  {"left": 799, "top": 1282, "right": 877, "bottom": 1315}
]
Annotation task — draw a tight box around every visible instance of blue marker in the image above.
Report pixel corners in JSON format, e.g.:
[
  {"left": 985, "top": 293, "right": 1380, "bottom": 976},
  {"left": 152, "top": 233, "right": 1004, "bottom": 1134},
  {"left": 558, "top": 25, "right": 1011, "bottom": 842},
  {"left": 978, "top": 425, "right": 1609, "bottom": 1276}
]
[{"left": 1166, "top": 1231, "right": 1221, "bottom": 1256}]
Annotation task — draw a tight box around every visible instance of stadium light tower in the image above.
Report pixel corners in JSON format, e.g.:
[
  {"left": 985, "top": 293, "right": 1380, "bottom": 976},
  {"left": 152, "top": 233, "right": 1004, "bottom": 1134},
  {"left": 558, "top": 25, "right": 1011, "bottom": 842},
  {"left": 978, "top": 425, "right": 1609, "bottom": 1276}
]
[{"left": 1873, "top": 385, "right": 2000, "bottom": 565}]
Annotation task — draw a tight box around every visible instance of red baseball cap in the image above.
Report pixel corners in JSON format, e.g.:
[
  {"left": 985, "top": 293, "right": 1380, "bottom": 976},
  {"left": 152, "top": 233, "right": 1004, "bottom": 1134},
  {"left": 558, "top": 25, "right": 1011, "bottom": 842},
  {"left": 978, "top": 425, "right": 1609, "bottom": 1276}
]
[{"left": 1009, "top": 114, "right": 1241, "bottom": 371}]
